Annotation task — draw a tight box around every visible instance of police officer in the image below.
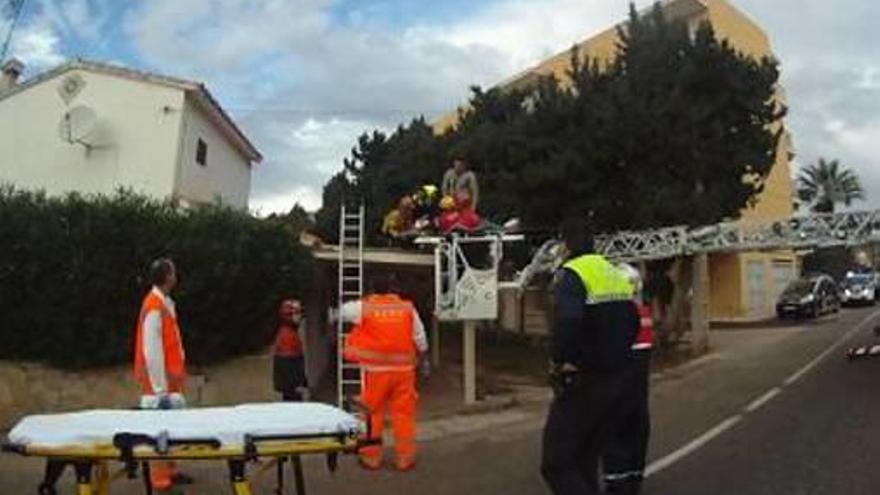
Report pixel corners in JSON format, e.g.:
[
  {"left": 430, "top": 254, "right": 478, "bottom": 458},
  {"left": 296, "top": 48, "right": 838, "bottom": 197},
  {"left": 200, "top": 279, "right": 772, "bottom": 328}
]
[
  {"left": 541, "top": 219, "right": 640, "bottom": 495},
  {"left": 602, "top": 263, "right": 654, "bottom": 494}
]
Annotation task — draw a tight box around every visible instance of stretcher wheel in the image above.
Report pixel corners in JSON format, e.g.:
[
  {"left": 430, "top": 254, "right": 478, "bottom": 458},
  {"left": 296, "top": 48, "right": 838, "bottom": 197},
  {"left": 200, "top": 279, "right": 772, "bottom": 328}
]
[{"left": 37, "top": 483, "right": 57, "bottom": 495}]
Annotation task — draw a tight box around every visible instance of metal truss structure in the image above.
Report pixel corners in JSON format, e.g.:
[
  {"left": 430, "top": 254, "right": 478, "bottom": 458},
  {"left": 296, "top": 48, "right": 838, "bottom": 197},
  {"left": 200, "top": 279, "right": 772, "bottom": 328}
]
[
  {"left": 514, "top": 209, "right": 880, "bottom": 287},
  {"left": 598, "top": 209, "right": 880, "bottom": 262}
]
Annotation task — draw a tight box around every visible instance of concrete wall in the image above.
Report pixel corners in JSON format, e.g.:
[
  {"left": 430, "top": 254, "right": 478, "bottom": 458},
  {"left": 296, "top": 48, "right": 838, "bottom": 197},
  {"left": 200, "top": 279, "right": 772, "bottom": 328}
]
[
  {"left": 0, "top": 70, "right": 183, "bottom": 199},
  {"left": 709, "top": 253, "right": 742, "bottom": 320},
  {"left": 175, "top": 95, "right": 251, "bottom": 208},
  {"left": 0, "top": 354, "right": 280, "bottom": 430}
]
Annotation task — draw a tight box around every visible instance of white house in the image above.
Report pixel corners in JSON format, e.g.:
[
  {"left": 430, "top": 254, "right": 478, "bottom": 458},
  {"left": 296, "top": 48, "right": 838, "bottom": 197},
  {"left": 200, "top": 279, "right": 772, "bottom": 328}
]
[{"left": 0, "top": 58, "right": 261, "bottom": 209}]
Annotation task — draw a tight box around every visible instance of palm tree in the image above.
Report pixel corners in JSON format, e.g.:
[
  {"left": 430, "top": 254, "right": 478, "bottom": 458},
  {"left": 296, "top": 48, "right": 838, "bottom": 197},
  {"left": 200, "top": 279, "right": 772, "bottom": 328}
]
[{"left": 796, "top": 158, "right": 865, "bottom": 213}]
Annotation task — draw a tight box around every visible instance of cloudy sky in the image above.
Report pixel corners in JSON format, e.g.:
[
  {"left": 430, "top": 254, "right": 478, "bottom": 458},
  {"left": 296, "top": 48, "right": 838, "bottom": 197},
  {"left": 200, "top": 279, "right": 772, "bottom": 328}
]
[{"left": 4, "top": 0, "right": 879, "bottom": 215}]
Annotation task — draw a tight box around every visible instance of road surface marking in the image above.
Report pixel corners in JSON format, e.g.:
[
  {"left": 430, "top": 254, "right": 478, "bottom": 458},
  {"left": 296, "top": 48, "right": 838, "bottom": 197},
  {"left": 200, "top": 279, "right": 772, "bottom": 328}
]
[
  {"left": 644, "top": 415, "right": 742, "bottom": 477},
  {"left": 784, "top": 308, "right": 880, "bottom": 386},
  {"left": 744, "top": 387, "right": 781, "bottom": 413},
  {"left": 645, "top": 308, "right": 880, "bottom": 478}
]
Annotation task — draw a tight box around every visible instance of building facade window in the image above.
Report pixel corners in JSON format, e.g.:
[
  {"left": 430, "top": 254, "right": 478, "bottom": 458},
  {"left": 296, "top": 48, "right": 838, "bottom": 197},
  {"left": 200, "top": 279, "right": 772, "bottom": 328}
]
[{"left": 196, "top": 138, "right": 208, "bottom": 166}]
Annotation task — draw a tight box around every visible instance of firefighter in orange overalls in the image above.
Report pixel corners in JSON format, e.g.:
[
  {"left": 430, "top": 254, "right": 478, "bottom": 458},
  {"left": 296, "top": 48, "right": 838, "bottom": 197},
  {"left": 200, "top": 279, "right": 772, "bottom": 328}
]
[
  {"left": 341, "top": 274, "right": 428, "bottom": 472},
  {"left": 133, "top": 258, "right": 193, "bottom": 493}
]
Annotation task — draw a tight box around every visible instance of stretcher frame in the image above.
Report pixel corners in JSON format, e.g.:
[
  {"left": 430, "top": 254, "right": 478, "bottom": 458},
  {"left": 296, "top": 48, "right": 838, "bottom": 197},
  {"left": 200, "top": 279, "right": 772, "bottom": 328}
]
[{"left": 3, "top": 408, "right": 376, "bottom": 495}]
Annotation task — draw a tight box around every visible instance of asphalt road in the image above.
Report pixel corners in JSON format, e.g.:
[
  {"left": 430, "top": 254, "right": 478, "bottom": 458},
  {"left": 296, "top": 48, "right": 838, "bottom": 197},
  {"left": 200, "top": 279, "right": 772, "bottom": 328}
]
[{"left": 3, "top": 306, "right": 879, "bottom": 494}]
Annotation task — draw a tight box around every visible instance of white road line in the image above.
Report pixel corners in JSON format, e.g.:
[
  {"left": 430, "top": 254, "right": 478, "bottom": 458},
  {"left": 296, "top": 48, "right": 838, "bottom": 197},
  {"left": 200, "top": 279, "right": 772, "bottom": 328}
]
[
  {"left": 784, "top": 308, "right": 880, "bottom": 386},
  {"left": 644, "top": 309, "right": 880, "bottom": 479},
  {"left": 644, "top": 415, "right": 742, "bottom": 478},
  {"left": 744, "top": 387, "right": 782, "bottom": 413}
]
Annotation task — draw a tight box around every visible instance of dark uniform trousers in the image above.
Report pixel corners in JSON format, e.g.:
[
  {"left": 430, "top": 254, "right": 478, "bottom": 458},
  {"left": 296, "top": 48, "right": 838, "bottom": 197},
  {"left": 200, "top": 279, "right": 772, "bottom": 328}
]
[
  {"left": 541, "top": 370, "right": 629, "bottom": 495},
  {"left": 603, "top": 350, "right": 652, "bottom": 494}
]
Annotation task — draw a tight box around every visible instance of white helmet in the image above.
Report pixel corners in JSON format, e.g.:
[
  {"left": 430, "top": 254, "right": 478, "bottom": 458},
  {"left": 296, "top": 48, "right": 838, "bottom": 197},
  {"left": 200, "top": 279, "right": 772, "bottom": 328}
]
[{"left": 617, "top": 263, "right": 643, "bottom": 295}]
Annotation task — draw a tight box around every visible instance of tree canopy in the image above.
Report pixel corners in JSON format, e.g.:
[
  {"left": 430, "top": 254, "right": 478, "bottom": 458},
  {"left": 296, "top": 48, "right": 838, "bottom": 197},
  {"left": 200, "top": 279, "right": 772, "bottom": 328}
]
[{"left": 315, "top": 2, "right": 785, "bottom": 241}]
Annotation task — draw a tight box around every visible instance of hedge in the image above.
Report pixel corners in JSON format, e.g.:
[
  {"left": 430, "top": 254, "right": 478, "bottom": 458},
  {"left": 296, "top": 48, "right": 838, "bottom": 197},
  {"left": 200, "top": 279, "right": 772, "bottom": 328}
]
[{"left": 0, "top": 187, "right": 312, "bottom": 369}]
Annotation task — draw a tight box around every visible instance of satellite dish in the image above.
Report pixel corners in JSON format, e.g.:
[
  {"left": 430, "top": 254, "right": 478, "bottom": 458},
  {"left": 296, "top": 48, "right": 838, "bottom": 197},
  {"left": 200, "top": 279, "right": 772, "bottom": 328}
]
[{"left": 58, "top": 105, "right": 97, "bottom": 146}]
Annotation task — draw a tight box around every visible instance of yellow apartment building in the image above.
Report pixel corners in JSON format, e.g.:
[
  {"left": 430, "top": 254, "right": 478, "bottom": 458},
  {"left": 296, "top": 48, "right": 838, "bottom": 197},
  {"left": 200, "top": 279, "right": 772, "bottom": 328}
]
[{"left": 436, "top": 0, "right": 797, "bottom": 321}]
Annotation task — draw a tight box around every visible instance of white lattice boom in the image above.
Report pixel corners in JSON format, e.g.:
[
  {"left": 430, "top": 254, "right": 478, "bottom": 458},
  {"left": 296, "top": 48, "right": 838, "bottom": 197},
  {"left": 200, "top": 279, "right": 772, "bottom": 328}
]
[
  {"left": 600, "top": 209, "right": 880, "bottom": 262},
  {"left": 514, "top": 209, "right": 880, "bottom": 287}
]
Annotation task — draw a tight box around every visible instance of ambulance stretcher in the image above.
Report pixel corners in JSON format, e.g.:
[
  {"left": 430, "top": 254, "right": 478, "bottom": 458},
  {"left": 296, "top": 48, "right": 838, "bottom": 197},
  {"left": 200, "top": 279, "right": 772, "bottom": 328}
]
[{"left": 2, "top": 402, "right": 373, "bottom": 495}]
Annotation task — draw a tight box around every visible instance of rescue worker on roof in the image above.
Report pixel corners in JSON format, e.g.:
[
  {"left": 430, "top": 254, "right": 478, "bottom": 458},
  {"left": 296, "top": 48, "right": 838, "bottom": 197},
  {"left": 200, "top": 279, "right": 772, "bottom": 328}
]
[
  {"left": 602, "top": 263, "right": 654, "bottom": 495},
  {"left": 133, "top": 258, "right": 194, "bottom": 493},
  {"left": 540, "top": 219, "right": 639, "bottom": 495},
  {"left": 382, "top": 196, "right": 416, "bottom": 238},
  {"left": 411, "top": 184, "right": 440, "bottom": 221},
  {"left": 341, "top": 274, "right": 428, "bottom": 472},
  {"left": 272, "top": 299, "right": 309, "bottom": 402}
]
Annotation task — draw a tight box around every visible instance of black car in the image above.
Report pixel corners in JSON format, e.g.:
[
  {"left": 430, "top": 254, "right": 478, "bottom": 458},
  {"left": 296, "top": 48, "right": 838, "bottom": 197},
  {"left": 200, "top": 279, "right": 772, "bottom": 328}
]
[{"left": 776, "top": 274, "right": 841, "bottom": 319}]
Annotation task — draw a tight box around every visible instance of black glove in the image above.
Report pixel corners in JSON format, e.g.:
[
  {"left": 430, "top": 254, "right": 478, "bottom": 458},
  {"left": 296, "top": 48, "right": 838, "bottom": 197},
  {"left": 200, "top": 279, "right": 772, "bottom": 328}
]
[{"left": 548, "top": 365, "right": 579, "bottom": 398}]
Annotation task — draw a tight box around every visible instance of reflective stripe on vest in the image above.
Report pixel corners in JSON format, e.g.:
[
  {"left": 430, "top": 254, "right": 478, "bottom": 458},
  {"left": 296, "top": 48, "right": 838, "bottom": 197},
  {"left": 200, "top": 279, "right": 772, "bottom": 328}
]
[
  {"left": 563, "top": 255, "right": 634, "bottom": 305},
  {"left": 133, "top": 291, "right": 186, "bottom": 394}
]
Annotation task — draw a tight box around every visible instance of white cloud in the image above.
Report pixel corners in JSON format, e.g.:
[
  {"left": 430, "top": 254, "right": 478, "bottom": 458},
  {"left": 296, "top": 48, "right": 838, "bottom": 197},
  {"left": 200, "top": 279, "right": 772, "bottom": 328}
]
[
  {"left": 60, "top": 0, "right": 111, "bottom": 40},
  {"left": 250, "top": 186, "right": 323, "bottom": 217},
  {"left": 857, "top": 67, "right": 879, "bottom": 90},
  {"left": 419, "top": 0, "right": 653, "bottom": 76},
  {"left": 735, "top": 0, "right": 880, "bottom": 208},
  {"left": 6, "top": 20, "right": 65, "bottom": 69},
  {"left": 125, "top": 0, "right": 880, "bottom": 216},
  {"left": 124, "top": 0, "right": 646, "bottom": 214}
]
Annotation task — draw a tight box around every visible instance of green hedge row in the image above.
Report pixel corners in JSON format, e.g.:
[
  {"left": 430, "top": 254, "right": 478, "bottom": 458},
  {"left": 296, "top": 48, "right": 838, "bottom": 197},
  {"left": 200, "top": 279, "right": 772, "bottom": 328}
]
[{"left": 0, "top": 187, "right": 312, "bottom": 369}]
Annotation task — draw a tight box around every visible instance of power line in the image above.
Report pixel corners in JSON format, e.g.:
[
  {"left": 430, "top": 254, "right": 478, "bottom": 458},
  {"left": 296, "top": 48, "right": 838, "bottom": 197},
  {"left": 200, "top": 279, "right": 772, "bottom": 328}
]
[{"left": 1, "top": 0, "right": 26, "bottom": 62}]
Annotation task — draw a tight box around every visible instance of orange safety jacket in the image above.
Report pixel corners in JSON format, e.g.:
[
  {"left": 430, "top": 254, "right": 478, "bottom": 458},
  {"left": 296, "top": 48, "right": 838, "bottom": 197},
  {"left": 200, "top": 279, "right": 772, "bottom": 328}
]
[
  {"left": 133, "top": 288, "right": 186, "bottom": 395},
  {"left": 344, "top": 294, "right": 418, "bottom": 371}
]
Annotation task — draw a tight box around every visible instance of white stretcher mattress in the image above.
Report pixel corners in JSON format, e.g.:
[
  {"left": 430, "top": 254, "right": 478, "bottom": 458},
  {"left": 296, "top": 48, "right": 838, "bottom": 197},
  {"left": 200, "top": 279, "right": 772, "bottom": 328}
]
[{"left": 7, "top": 403, "right": 360, "bottom": 449}]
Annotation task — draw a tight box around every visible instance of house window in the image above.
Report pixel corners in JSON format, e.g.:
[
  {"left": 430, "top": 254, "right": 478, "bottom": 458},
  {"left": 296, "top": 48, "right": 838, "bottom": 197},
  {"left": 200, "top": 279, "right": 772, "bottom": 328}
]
[{"left": 196, "top": 138, "right": 208, "bottom": 166}]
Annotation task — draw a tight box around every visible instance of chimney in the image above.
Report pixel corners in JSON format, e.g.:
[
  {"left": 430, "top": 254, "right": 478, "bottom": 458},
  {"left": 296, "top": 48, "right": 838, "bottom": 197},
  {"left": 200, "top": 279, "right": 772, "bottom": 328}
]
[{"left": 1, "top": 58, "right": 24, "bottom": 91}]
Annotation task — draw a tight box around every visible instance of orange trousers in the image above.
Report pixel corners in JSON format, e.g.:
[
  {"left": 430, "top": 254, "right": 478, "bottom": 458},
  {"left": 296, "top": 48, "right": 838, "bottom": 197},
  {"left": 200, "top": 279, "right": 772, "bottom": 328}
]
[
  {"left": 360, "top": 369, "right": 418, "bottom": 469},
  {"left": 150, "top": 461, "right": 177, "bottom": 491}
]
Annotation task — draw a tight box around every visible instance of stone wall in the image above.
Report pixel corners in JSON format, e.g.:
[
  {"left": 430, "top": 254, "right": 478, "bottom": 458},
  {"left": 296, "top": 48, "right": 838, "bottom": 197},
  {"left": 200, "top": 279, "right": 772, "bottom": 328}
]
[{"left": 0, "top": 352, "right": 279, "bottom": 430}]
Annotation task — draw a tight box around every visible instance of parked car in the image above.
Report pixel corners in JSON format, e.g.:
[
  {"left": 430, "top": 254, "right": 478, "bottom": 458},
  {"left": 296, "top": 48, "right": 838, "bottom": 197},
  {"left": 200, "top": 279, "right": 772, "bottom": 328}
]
[
  {"left": 839, "top": 270, "right": 878, "bottom": 306},
  {"left": 776, "top": 274, "right": 841, "bottom": 319}
]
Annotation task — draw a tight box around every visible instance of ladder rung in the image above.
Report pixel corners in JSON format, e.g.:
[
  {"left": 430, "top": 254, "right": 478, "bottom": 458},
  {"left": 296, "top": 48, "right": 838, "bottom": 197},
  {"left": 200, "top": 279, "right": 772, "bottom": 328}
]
[
  {"left": 341, "top": 381, "right": 362, "bottom": 386},
  {"left": 342, "top": 364, "right": 361, "bottom": 369}
]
